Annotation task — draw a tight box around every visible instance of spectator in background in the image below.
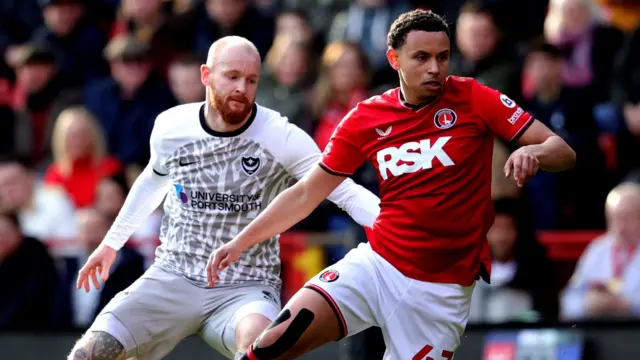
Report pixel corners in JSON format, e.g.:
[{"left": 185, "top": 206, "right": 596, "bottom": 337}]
[
  {"left": 0, "top": 60, "right": 16, "bottom": 158},
  {"left": 275, "top": 9, "right": 324, "bottom": 57},
  {"left": 523, "top": 40, "right": 607, "bottom": 230},
  {"left": 561, "top": 183, "right": 640, "bottom": 320},
  {"left": 43, "top": 107, "right": 121, "bottom": 209},
  {"left": 189, "top": 0, "right": 275, "bottom": 59},
  {"left": 469, "top": 198, "right": 558, "bottom": 324},
  {"left": 0, "top": 160, "right": 78, "bottom": 257},
  {"left": 168, "top": 53, "right": 206, "bottom": 104},
  {"left": 612, "top": 23, "right": 640, "bottom": 180},
  {"left": 59, "top": 208, "right": 144, "bottom": 329},
  {"left": 328, "top": 0, "right": 411, "bottom": 86},
  {"left": 12, "top": 44, "right": 67, "bottom": 170},
  {"left": 31, "top": 0, "right": 109, "bottom": 87},
  {"left": 111, "top": 0, "right": 190, "bottom": 76},
  {"left": 283, "top": 0, "right": 350, "bottom": 36},
  {"left": 0, "top": 212, "right": 58, "bottom": 330},
  {"left": 0, "top": 0, "right": 44, "bottom": 66},
  {"left": 450, "top": 0, "right": 520, "bottom": 98},
  {"left": 543, "top": 0, "right": 624, "bottom": 103},
  {"left": 56, "top": 34, "right": 176, "bottom": 183},
  {"left": 255, "top": 33, "right": 314, "bottom": 133},
  {"left": 312, "top": 41, "right": 370, "bottom": 151},
  {"left": 95, "top": 173, "right": 161, "bottom": 268}
]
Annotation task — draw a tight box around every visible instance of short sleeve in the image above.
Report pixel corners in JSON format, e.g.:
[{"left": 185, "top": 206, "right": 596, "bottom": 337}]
[
  {"left": 472, "top": 80, "right": 534, "bottom": 142},
  {"left": 149, "top": 114, "right": 169, "bottom": 176},
  {"left": 319, "top": 111, "right": 366, "bottom": 176}
]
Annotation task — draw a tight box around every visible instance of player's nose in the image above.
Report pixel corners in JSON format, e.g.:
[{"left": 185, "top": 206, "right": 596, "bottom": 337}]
[{"left": 425, "top": 58, "right": 440, "bottom": 74}]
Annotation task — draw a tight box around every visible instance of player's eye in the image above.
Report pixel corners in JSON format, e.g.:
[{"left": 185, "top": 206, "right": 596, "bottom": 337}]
[
  {"left": 415, "top": 55, "right": 427, "bottom": 61},
  {"left": 437, "top": 53, "right": 449, "bottom": 61}
]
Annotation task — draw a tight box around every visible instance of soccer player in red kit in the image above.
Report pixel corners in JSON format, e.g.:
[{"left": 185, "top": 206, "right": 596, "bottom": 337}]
[{"left": 208, "top": 9, "right": 576, "bottom": 360}]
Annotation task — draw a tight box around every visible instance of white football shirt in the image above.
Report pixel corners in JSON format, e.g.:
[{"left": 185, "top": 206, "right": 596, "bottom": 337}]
[{"left": 131, "top": 102, "right": 380, "bottom": 290}]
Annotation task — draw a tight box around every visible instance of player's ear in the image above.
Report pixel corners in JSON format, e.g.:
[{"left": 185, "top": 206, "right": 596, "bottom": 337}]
[
  {"left": 386, "top": 48, "right": 400, "bottom": 71},
  {"left": 200, "top": 65, "right": 211, "bottom": 86}
]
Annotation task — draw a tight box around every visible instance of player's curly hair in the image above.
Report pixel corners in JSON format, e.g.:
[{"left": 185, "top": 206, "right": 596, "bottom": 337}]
[{"left": 387, "top": 9, "right": 450, "bottom": 50}]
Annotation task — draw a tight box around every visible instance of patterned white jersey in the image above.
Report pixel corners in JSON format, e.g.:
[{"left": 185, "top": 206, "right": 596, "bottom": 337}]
[{"left": 144, "top": 102, "right": 379, "bottom": 290}]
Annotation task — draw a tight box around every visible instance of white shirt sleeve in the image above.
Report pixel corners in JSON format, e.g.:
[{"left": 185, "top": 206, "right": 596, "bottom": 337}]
[
  {"left": 281, "top": 123, "right": 380, "bottom": 228},
  {"left": 560, "top": 240, "right": 600, "bottom": 320},
  {"left": 102, "top": 115, "right": 172, "bottom": 250}
]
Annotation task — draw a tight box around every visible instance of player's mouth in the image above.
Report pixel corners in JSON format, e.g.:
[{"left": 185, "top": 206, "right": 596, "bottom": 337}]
[{"left": 422, "top": 81, "right": 441, "bottom": 90}]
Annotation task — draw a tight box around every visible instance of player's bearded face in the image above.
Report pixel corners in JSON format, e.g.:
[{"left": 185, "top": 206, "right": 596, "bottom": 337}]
[{"left": 209, "top": 84, "right": 253, "bottom": 125}]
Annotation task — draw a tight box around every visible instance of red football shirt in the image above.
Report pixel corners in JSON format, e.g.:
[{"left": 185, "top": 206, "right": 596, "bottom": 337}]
[{"left": 320, "top": 76, "right": 534, "bottom": 286}]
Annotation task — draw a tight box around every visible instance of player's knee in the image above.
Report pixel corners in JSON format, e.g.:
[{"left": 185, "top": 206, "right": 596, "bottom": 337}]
[
  {"left": 68, "top": 331, "right": 126, "bottom": 360},
  {"left": 235, "top": 314, "right": 272, "bottom": 352},
  {"left": 248, "top": 308, "right": 315, "bottom": 359}
]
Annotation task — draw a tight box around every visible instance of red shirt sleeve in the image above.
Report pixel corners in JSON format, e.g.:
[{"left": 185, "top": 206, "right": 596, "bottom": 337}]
[
  {"left": 319, "top": 109, "right": 366, "bottom": 176},
  {"left": 472, "top": 80, "right": 534, "bottom": 142}
]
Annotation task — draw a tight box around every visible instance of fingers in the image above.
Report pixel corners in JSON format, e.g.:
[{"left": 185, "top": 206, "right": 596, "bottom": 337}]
[
  {"left": 76, "top": 269, "right": 88, "bottom": 292},
  {"left": 219, "top": 258, "right": 230, "bottom": 271},
  {"left": 514, "top": 154, "right": 540, "bottom": 187},
  {"left": 207, "top": 252, "right": 222, "bottom": 287},
  {"left": 504, "top": 157, "right": 513, "bottom": 178},
  {"left": 100, "top": 263, "right": 111, "bottom": 283},
  {"left": 90, "top": 269, "right": 100, "bottom": 290}
]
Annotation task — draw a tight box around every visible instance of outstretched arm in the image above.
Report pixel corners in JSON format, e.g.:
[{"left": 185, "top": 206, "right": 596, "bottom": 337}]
[
  {"left": 237, "top": 166, "right": 343, "bottom": 249},
  {"left": 207, "top": 166, "right": 345, "bottom": 284}
]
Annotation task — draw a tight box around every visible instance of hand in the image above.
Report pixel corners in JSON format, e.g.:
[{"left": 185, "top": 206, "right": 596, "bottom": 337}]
[
  {"left": 76, "top": 244, "right": 117, "bottom": 293},
  {"left": 584, "top": 288, "right": 630, "bottom": 317},
  {"left": 504, "top": 146, "right": 540, "bottom": 188},
  {"left": 206, "top": 241, "right": 244, "bottom": 287}
]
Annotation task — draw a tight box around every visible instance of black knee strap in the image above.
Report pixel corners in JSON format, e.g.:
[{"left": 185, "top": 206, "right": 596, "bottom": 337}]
[{"left": 243, "top": 308, "right": 315, "bottom": 360}]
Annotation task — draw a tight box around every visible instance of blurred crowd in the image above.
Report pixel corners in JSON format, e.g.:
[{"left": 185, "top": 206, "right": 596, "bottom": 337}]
[{"left": 1, "top": 0, "right": 640, "bottom": 347}]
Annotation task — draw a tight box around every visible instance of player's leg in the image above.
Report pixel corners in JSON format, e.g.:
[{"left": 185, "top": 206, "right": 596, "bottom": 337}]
[
  {"left": 369, "top": 251, "right": 476, "bottom": 360},
  {"left": 234, "top": 313, "right": 273, "bottom": 355},
  {"left": 69, "top": 330, "right": 126, "bottom": 360},
  {"left": 239, "top": 243, "right": 381, "bottom": 360},
  {"left": 68, "top": 265, "right": 203, "bottom": 360},
  {"left": 199, "top": 284, "right": 280, "bottom": 359},
  {"left": 240, "top": 288, "right": 343, "bottom": 359}
]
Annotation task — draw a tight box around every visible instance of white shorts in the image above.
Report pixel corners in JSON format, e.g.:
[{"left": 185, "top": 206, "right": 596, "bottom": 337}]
[
  {"left": 88, "top": 265, "right": 280, "bottom": 359},
  {"left": 305, "top": 243, "right": 475, "bottom": 360}
]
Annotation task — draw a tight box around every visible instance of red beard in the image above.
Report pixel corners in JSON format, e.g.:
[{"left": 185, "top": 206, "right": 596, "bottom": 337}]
[{"left": 210, "top": 88, "right": 252, "bottom": 125}]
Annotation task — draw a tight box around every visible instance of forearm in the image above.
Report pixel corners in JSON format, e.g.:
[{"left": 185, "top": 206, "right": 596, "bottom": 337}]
[
  {"left": 529, "top": 135, "right": 576, "bottom": 172},
  {"left": 235, "top": 182, "right": 322, "bottom": 250},
  {"left": 327, "top": 178, "right": 380, "bottom": 228},
  {"left": 102, "top": 165, "right": 169, "bottom": 250}
]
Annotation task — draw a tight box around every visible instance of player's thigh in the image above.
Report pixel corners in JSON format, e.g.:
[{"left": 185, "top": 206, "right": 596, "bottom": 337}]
[
  {"left": 200, "top": 284, "right": 280, "bottom": 358},
  {"left": 245, "top": 243, "right": 381, "bottom": 358},
  {"left": 245, "top": 287, "right": 344, "bottom": 360},
  {"left": 381, "top": 281, "right": 475, "bottom": 360},
  {"left": 89, "top": 265, "right": 203, "bottom": 359},
  {"left": 304, "top": 242, "right": 381, "bottom": 338}
]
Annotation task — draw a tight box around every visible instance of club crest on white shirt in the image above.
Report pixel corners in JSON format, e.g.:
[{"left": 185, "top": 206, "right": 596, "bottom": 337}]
[{"left": 241, "top": 156, "right": 260, "bottom": 175}]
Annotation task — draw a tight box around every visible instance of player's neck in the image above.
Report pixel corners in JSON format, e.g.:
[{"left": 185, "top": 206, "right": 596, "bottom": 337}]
[
  {"left": 399, "top": 86, "right": 439, "bottom": 109},
  {"left": 204, "top": 99, "right": 251, "bottom": 133}
]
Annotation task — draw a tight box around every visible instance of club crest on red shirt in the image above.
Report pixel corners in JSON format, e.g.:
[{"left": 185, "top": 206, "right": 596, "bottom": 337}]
[
  {"left": 319, "top": 270, "right": 340, "bottom": 282},
  {"left": 434, "top": 108, "right": 457, "bottom": 129}
]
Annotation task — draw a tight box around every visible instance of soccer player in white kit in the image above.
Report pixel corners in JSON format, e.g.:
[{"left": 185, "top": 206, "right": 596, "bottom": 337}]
[{"left": 68, "top": 36, "right": 380, "bottom": 360}]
